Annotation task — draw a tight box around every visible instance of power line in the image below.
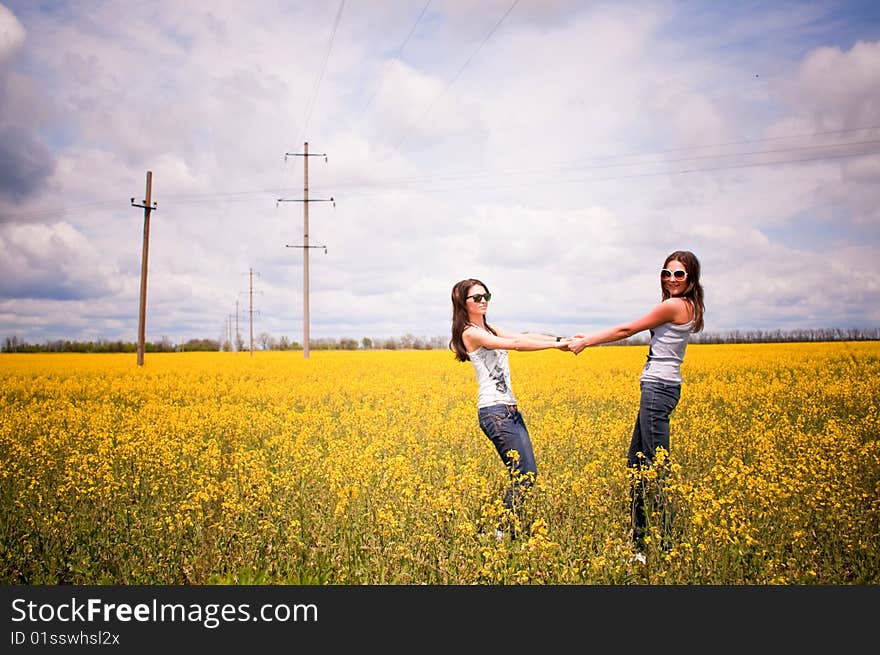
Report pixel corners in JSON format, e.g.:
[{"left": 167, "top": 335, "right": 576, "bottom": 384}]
[
  {"left": 295, "top": 0, "right": 346, "bottom": 149},
  {"left": 0, "top": 199, "right": 125, "bottom": 223},
  {"left": 573, "top": 124, "right": 880, "bottom": 161},
  {"left": 6, "top": 143, "right": 876, "bottom": 220},
  {"left": 3, "top": 126, "right": 879, "bottom": 223},
  {"left": 299, "top": 140, "right": 880, "bottom": 201},
  {"left": 383, "top": 0, "right": 521, "bottom": 158},
  {"left": 356, "top": 0, "right": 433, "bottom": 120},
  {"left": 273, "top": 0, "right": 346, "bottom": 213},
  {"left": 334, "top": 147, "right": 880, "bottom": 197},
  {"left": 338, "top": 138, "right": 880, "bottom": 191}
]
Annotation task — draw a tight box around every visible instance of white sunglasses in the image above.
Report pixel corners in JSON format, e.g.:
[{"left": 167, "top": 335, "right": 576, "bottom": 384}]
[{"left": 660, "top": 269, "right": 687, "bottom": 281}]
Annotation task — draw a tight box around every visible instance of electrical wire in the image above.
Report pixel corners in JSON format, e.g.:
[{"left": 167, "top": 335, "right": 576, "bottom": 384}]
[
  {"left": 383, "top": 0, "right": 521, "bottom": 158},
  {"left": 296, "top": 0, "right": 347, "bottom": 149},
  {"left": 273, "top": 0, "right": 346, "bottom": 208},
  {"left": 357, "top": 0, "right": 433, "bottom": 120},
  {"left": 2, "top": 127, "right": 878, "bottom": 223}
]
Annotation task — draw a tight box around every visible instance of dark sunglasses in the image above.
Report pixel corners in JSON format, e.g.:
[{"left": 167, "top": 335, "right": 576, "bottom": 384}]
[
  {"left": 467, "top": 293, "right": 492, "bottom": 303},
  {"left": 660, "top": 268, "right": 687, "bottom": 280}
]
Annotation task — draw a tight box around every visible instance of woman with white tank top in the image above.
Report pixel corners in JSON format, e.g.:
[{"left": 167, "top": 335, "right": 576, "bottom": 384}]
[{"left": 449, "top": 278, "right": 570, "bottom": 539}]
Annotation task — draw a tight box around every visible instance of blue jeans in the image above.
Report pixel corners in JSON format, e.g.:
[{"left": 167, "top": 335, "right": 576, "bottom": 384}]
[
  {"left": 627, "top": 380, "right": 680, "bottom": 550},
  {"left": 477, "top": 404, "right": 538, "bottom": 514}
]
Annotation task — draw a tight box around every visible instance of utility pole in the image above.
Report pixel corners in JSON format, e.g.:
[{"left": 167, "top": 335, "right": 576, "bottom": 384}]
[
  {"left": 130, "top": 171, "right": 157, "bottom": 367},
  {"left": 278, "top": 142, "right": 333, "bottom": 359},
  {"left": 247, "top": 268, "right": 260, "bottom": 357},
  {"left": 235, "top": 300, "right": 240, "bottom": 353},
  {"left": 238, "top": 269, "right": 261, "bottom": 358}
]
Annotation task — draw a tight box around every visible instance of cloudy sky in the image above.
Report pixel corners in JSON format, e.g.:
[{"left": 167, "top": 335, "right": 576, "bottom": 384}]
[{"left": 1, "top": 0, "right": 879, "bottom": 346}]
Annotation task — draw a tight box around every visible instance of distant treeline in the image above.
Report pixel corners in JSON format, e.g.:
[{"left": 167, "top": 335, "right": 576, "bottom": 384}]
[
  {"left": 0, "top": 333, "right": 449, "bottom": 353},
  {"left": 256, "top": 334, "right": 448, "bottom": 352},
  {"left": 1, "top": 336, "right": 219, "bottom": 353},
  {"left": 621, "top": 326, "right": 880, "bottom": 346},
  {"left": 3, "top": 328, "right": 878, "bottom": 353}
]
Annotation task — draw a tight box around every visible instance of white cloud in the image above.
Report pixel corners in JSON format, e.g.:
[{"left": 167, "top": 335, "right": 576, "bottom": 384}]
[
  {"left": 790, "top": 40, "right": 880, "bottom": 129},
  {"left": 0, "top": 3, "right": 24, "bottom": 66},
  {"left": 0, "top": 222, "right": 124, "bottom": 300}
]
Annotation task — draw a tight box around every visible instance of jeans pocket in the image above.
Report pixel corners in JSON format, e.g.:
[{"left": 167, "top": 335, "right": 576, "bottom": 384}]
[
  {"left": 643, "top": 382, "right": 680, "bottom": 414},
  {"left": 479, "top": 410, "right": 512, "bottom": 453}
]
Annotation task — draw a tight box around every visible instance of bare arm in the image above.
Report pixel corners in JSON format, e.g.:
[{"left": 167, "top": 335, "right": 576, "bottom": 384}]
[
  {"left": 493, "top": 325, "right": 563, "bottom": 343},
  {"left": 568, "top": 299, "right": 685, "bottom": 354},
  {"left": 464, "top": 326, "right": 570, "bottom": 353}
]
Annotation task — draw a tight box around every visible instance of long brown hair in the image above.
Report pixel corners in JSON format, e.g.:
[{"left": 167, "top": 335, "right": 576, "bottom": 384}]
[
  {"left": 449, "top": 278, "right": 497, "bottom": 362},
  {"left": 662, "top": 250, "right": 705, "bottom": 333}
]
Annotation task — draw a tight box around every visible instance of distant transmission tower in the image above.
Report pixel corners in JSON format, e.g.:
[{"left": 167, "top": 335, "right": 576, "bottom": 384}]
[{"left": 242, "top": 268, "right": 262, "bottom": 357}]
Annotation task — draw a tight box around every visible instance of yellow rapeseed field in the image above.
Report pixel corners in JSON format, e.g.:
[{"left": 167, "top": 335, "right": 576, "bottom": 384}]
[{"left": 1, "top": 342, "right": 878, "bottom": 584}]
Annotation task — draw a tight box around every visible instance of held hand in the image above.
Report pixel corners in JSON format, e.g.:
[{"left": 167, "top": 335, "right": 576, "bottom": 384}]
[
  {"left": 555, "top": 338, "right": 572, "bottom": 351},
  {"left": 568, "top": 336, "right": 587, "bottom": 355}
]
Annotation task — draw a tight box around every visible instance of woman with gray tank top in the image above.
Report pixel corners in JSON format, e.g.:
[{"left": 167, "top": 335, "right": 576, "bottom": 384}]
[
  {"left": 568, "top": 251, "right": 705, "bottom": 563},
  {"left": 449, "top": 278, "right": 570, "bottom": 540}
]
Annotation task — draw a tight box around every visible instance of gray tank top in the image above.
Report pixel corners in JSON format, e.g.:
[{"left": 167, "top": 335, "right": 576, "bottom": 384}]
[
  {"left": 468, "top": 346, "right": 518, "bottom": 408},
  {"left": 640, "top": 315, "right": 694, "bottom": 384}
]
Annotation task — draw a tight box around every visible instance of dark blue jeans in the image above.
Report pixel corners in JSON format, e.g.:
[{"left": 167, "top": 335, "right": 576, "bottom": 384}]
[
  {"left": 477, "top": 404, "right": 538, "bottom": 515},
  {"left": 627, "top": 380, "right": 680, "bottom": 550}
]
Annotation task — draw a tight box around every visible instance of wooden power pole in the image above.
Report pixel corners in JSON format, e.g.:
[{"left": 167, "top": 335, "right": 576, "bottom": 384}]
[{"left": 130, "top": 171, "right": 157, "bottom": 366}]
